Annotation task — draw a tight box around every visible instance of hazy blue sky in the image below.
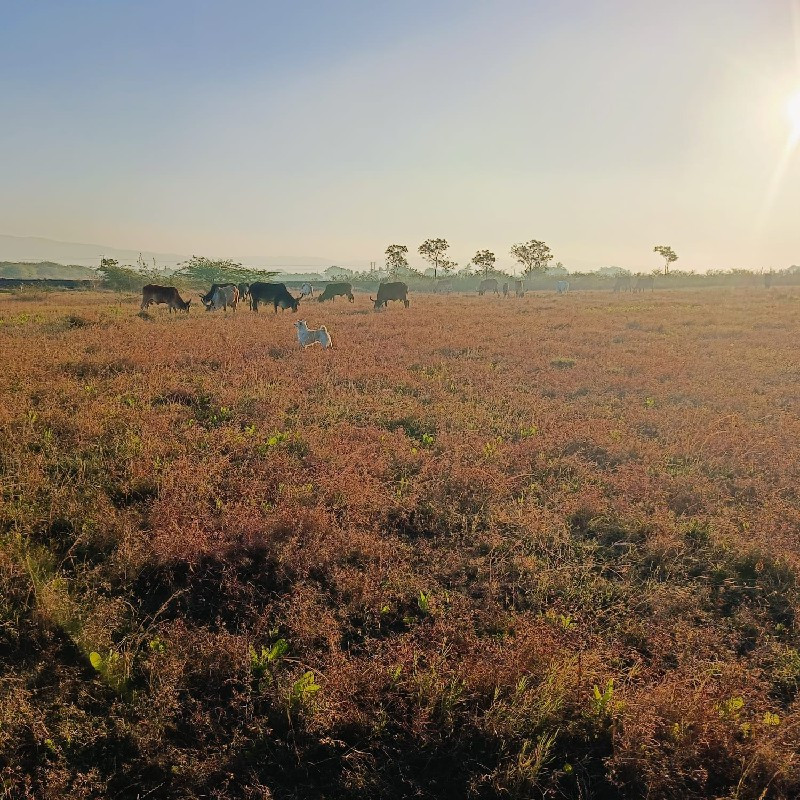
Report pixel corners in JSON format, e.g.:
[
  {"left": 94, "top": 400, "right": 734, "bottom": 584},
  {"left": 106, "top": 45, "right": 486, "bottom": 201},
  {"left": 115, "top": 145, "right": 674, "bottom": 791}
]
[{"left": 2, "top": 0, "right": 799, "bottom": 271}]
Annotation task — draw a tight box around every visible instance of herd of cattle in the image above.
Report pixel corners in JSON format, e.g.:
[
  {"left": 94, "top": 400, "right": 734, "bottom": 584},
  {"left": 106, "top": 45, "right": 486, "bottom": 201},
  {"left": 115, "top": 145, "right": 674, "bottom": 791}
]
[
  {"left": 139, "top": 280, "right": 411, "bottom": 314},
  {"left": 139, "top": 274, "right": 658, "bottom": 315}
]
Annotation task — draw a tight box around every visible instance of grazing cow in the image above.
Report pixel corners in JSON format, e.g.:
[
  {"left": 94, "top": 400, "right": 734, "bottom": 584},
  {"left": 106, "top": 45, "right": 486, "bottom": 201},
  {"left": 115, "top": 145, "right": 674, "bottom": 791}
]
[
  {"left": 612, "top": 276, "right": 632, "bottom": 293},
  {"left": 249, "top": 281, "right": 300, "bottom": 313},
  {"left": 556, "top": 280, "right": 570, "bottom": 294},
  {"left": 203, "top": 284, "right": 239, "bottom": 312},
  {"left": 141, "top": 284, "right": 191, "bottom": 313},
  {"left": 294, "top": 320, "right": 333, "bottom": 349},
  {"left": 514, "top": 279, "right": 525, "bottom": 298},
  {"left": 633, "top": 276, "right": 655, "bottom": 293},
  {"left": 478, "top": 278, "right": 499, "bottom": 296},
  {"left": 502, "top": 282, "right": 509, "bottom": 298},
  {"left": 299, "top": 282, "right": 314, "bottom": 298},
  {"left": 318, "top": 282, "right": 354, "bottom": 303},
  {"left": 200, "top": 283, "right": 236, "bottom": 306},
  {"left": 372, "top": 281, "right": 410, "bottom": 310}
]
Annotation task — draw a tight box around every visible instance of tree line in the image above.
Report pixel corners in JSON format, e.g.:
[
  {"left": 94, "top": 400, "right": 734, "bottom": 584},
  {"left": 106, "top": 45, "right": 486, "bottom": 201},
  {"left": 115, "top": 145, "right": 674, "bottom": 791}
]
[{"left": 385, "top": 239, "right": 556, "bottom": 281}]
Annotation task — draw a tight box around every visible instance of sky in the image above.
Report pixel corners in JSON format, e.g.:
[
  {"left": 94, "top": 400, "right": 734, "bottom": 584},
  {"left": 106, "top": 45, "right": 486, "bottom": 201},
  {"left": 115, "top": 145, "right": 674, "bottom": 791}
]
[{"left": 1, "top": 0, "right": 799, "bottom": 272}]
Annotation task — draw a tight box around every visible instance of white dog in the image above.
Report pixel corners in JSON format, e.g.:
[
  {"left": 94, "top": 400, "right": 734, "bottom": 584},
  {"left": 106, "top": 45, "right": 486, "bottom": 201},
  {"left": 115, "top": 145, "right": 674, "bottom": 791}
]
[{"left": 294, "top": 320, "right": 333, "bottom": 349}]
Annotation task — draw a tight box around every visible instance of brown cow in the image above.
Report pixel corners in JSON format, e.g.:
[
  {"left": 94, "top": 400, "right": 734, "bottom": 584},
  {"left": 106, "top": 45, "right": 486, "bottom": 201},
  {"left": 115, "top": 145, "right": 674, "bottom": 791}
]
[{"left": 141, "top": 285, "right": 191, "bottom": 313}]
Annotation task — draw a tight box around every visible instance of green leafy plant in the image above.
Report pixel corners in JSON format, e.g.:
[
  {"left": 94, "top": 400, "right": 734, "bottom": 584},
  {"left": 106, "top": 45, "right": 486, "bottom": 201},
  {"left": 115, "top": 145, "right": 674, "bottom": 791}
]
[
  {"left": 591, "top": 679, "right": 614, "bottom": 717},
  {"left": 417, "top": 590, "right": 431, "bottom": 615},
  {"left": 288, "top": 671, "right": 321, "bottom": 712},
  {"left": 249, "top": 638, "right": 288, "bottom": 682}
]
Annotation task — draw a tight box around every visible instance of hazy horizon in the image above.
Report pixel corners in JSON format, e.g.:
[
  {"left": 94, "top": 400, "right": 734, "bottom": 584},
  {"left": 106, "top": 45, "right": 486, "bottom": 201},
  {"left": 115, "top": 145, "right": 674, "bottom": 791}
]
[{"left": 3, "top": 1, "right": 800, "bottom": 272}]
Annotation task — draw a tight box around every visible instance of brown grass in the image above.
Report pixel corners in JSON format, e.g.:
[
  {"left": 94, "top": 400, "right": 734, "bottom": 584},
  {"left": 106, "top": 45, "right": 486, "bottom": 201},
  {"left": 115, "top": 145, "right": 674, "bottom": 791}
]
[{"left": 1, "top": 288, "right": 799, "bottom": 799}]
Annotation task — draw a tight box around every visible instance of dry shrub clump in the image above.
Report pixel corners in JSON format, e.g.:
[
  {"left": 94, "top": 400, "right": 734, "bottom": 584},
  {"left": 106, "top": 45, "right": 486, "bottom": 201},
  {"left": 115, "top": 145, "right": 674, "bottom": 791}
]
[{"left": 1, "top": 287, "right": 800, "bottom": 798}]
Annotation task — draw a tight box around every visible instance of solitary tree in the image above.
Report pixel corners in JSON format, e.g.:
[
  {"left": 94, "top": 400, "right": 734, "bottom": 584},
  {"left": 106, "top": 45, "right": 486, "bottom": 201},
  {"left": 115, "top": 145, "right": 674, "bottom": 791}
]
[
  {"left": 653, "top": 245, "right": 678, "bottom": 275},
  {"left": 418, "top": 238, "right": 449, "bottom": 280},
  {"left": 510, "top": 240, "right": 553, "bottom": 275},
  {"left": 385, "top": 244, "right": 409, "bottom": 278},
  {"left": 472, "top": 249, "right": 496, "bottom": 277}
]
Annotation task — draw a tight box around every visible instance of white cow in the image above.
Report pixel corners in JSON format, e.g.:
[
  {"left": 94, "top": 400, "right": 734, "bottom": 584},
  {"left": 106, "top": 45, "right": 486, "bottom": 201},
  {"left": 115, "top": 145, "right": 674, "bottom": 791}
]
[
  {"left": 556, "top": 280, "right": 570, "bottom": 294},
  {"left": 299, "top": 282, "right": 314, "bottom": 298}
]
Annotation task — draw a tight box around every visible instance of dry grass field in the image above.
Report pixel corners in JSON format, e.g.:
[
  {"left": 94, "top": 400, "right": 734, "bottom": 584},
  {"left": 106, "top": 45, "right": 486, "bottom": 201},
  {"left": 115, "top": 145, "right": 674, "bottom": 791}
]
[{"left": 2, "top": 287, "right": 800, "bottom": 799}]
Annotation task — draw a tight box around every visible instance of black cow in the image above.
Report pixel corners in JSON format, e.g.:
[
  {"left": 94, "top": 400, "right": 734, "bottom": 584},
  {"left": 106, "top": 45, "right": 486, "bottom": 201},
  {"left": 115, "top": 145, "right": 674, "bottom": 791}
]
[
  {"left": 318, "top": 282, "right": 354, "bottom": 303},
  {"left": 141, "top": 284, "right": 191, "bottom": 313},
  {"left": 238, "top": 283, "right": 251, "bottom": 301},
  {"left": 372, "top": 281, "right": 409, "bottom": 310},
  {"left": 478, "top": 278, "right": 499, "bottom": 296},
  {"left": 249, "top": 282, "right": 300, "bottom": 313}
]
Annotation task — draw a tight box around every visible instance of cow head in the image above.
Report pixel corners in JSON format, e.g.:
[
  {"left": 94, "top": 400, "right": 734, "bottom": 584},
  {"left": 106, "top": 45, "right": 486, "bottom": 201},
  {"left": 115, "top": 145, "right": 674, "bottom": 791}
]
[
  {"left": 180, "top": 299, "right": 191, "bottom": 313},
  {"left": 279, "top": 296, "right": 300, "bottom": 312}
]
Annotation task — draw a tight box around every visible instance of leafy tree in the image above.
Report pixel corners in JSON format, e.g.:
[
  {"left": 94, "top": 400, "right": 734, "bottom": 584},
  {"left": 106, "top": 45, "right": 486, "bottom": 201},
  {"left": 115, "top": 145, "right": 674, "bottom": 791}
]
[
  {"left": 510, "top": 240, "right": 553, "bottom": 275},
  {"left": 324, "top": 265, "right": 353, "bottom": 279},
  {"left": 418, "top": 238, "right": 449, "bottom": 280},
  {"left": 653, "top": 245, "right": 678, "bottom": 275},
  {"left": 472, "top": 249, "right": 496, "bottom": 277},
  {"left": 385, "top": 244, "right": 409, "bottom": 278},
  {"left": 174, "top": 256, "right": 275, "bottom": 287},
  {"left": 96, "top": 257, "right": 155, "bottom": 292}
]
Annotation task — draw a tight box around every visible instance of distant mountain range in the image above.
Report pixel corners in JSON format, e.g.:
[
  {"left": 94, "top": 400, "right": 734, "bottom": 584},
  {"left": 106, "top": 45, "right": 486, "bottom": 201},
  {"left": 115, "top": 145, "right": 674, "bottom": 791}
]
[
  {"left": 0, "top": 261, "right": 97, "bottom": 280},
  {"left": 0, "top": 233, "right": 359, "bottom": 273}
]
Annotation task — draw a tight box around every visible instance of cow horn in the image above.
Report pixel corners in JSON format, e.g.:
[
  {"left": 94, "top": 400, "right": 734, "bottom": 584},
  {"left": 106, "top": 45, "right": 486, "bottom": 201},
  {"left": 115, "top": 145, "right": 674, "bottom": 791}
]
[{"left": 370, "top": 296, "right": 375, "bottom": 302}]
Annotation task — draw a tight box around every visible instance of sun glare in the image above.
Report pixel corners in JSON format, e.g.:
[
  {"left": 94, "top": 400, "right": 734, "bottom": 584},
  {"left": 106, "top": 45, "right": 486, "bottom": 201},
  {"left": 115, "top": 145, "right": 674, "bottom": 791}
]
[{"left": 787, "top": 89, "right": 800, "bottom": 145}]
